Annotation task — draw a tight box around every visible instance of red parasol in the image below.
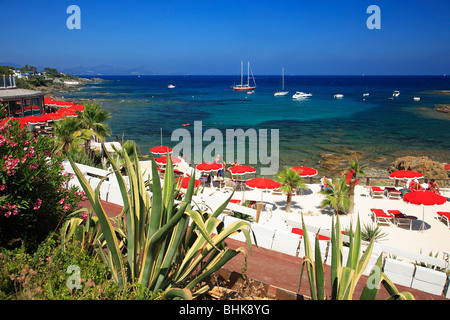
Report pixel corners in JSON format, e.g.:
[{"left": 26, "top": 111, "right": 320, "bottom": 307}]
[
  {"left": 155, "top": 156, "right": 181, "bottom": 165},
  {"left": 176, "top": 176, "right": 201, "bottom": 189},
  {"left": 245, "top": 177, "right": 281, "bottom": 190},
  {"left": 196, "top": 162, "right": 223, "bottom": 172},
  {"left": 227, "top": 165, "right": 256, "bottom": 176},
  {"left": 40, "top": 112, "right": 64, "bottom": 122},
  {"left": 403, "top": 190, "right": 447, "bottom": 230},
  {"left": 389, "top": 170, "right": 424, "bottom": 180},
  {"left": 151, "top": 146, "right": 173, "bottom": 155},
  {"left": 19, "top": 116, "right": 45, "bottom": 124},
  {"left": 291, "top": 166, "right": 318, "bottom": 177},
  {"left": 245, "top": 177, "right": 281, "bottom": 201}
]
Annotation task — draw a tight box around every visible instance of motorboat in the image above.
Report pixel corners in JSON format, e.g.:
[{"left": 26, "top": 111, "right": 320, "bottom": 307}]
[
  {"left": 168, "top": 84, "right": 176, "bottom": 89},
  {"left": 247, "top": 90, "right": 254, "bottom": 94},
  {"left": 334, "top": 94, "right": 344, "bottom": 99},
  {"left": 233, "top": 61, "right": 256, "bottom": 91},
  {"left": 414, "top": 97, "right": 421, "bottom": 101},
  {"left": 393, "top": 90, "right": 400, "bottom": 97},
  {"left": 292, "top": 91, "right": 312, "bottom": 99}
]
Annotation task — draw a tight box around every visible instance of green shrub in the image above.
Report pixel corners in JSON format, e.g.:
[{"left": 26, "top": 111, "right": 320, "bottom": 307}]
[{"left": 0, "top": 233, "right": 165, "bottom": 300}]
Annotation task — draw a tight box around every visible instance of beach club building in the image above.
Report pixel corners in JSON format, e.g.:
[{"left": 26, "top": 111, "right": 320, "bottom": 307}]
[{"left": 0, "top": 75, "right": 45, "bottom": 117}]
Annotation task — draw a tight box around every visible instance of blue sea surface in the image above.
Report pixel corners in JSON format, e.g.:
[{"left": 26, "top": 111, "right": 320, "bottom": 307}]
[{"left": 61, "top": 75, "right": 450, "bottom": 174}]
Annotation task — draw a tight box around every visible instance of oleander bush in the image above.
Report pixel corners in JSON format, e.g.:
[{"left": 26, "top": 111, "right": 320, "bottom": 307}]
[{"left": 0, "top": 120, "right": 85, "bottom": 252}]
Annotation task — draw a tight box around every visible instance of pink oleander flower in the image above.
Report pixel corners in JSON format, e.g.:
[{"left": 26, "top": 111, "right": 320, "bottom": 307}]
[
  {"left": 29, "top": 163, "right": 39, "bottom": 170},
  {"left": 59, "top": 198, "right": 65, "bottom": 205},
  {"left": 81, "top": 211, "right": 89, "bottom": 222},
  {"left": 33, "top": 198, "right": 42, "bottom": 210},
  {"left": 0, "top": 183, "right": 5, "bottom": 191},
  {"left": 62, "top": 203, "right": 71, "bottom": 211}
]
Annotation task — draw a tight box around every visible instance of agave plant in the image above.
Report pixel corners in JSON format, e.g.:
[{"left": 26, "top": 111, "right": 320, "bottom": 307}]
[
  {"left": 299, "top": 214, "right": 414, "bottom": 300},
  {"left": 68, "top": 144, "right": 253, "bottom": 299},
  {"left": 60, "top": 208, "right": 125, "bottom": 257}
]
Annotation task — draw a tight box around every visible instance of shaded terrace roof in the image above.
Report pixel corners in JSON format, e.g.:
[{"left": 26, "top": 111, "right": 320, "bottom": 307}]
[{"left": 0, "top": 88, "right": 44, "bottom": 100}]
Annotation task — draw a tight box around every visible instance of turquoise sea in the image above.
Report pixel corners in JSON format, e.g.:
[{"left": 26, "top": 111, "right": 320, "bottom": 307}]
[{"left": 60, "top": 75, "right": 450, "bottom": 175}]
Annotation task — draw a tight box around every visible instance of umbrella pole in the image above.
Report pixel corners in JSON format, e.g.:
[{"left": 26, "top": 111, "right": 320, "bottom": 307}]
[{"left": 420, "top": 205, "right": 425, "bottom": 231}]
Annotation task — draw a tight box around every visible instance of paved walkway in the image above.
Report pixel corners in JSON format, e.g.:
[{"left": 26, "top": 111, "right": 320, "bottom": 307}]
[{"left": 80, "top": 200, "right": 447, "bottom": 300}]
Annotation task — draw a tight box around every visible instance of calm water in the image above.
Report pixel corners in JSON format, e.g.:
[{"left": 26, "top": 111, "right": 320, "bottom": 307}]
[{"left": 60, "top": 75, "right": 450, "bottom": 175}]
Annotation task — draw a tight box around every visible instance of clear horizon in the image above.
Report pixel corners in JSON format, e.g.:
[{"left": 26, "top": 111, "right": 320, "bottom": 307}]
[{"left": 1, "top": 0, "right": 450, "bottom": 76}]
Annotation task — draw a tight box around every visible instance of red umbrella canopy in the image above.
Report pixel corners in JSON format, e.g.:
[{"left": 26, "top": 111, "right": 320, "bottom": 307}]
[
  {"left": 389, "top": 170, "right": 424, "bottom": 180},
  {"left": 196, "top": 162, "right": 223, "bottom": 172},
  {"left": 151, "top": 146, "right": 173, "bottom": 155},
  {"left": 155, "top": 156, "right": 181, "bottom": 165},
  {"left": 40, "top": 112, "right": 64, "bottom": 121},
  {"left": 19, "top": 116, "right": 45, "bottom": 124},
  {"left": 56, "top": 108, "right": 78, "bottom": 117},
  {"left": 227, "top": 165, "right": 256, "bottom": 175},
  {"left": 403, "top": 190, "right": 447, "bottom": 206},
  {"left": 291, "top": 166, "right": 318, "bottom": 177},
  {"left": 246, "top": 177, "right": 281, "bottom": 190},
  {"left": 176, "top": 176, "right": 201, "bottom": 189}
]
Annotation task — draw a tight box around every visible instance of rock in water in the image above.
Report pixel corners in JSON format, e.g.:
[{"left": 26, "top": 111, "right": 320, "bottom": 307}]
[{"left": 390, "top": 156, "right": 448, "bottom": 179}]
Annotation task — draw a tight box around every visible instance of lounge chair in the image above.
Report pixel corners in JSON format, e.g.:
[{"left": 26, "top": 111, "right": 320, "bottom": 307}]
[
  {"left": 437, "top": 211, "right": 450, "bottom": 229},
  {"left": 387, "top": 209, "right": 414, "bottom": 230},
  {"left": 272, "top": 188, "right": 283, "bottom": 196},
  {"left": 385, "top": 187, "right": 402, "bottom": 200},
  {"left": 370, "top": 186, "right": 385, "bottom": 198},
  {"left": 370, "top": 208, "right": 394, "bottom": 225}
]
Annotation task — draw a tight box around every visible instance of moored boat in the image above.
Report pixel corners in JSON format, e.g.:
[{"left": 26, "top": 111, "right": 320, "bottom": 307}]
[{"left": 292, "top": 91, "right": 312, "bottom": 99}]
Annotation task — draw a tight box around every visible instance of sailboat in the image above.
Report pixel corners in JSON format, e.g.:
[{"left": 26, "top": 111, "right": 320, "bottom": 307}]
[
  {"left": 274, "top": 67, "right": 289, "bottom": 96},
  {"left": 233, "top": 61, "right": 256, "bottom": 91}
]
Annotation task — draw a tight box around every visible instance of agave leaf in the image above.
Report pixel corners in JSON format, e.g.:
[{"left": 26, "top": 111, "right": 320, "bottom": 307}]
[
  {"left": 314, "top": 232, "right": 325, "bottom": 300},
  {"left": 162, "top": 288, "right": 193, "bottom": 300},
  {"left": 360, "top": 254, "right": 384, "bottom": 300},
  {"left": 68, "top": 155, "right": 126, "bottom": 286}
]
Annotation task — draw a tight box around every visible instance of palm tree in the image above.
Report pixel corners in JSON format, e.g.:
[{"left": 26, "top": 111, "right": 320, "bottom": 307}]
[
  {"left": 275, "top": 167, "right": 306, "bottom": 212},
  {"left": 52, "top": 117, "right": 89, "bottom": 156},
  {"left": 345, "top": 159, "right": 368, "bottom": 214},
  {"left": 320, "top": 177, "right": 350, "bottom": 215},
  {"left": 76, "top": 101, "right": 111, "bottom": 160}
]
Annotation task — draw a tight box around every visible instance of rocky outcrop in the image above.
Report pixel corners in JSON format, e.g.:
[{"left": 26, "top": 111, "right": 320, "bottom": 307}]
[
  {"left": 318, "top": 150, "right": 364, "bottom": 175},
  {"left": 390, "top": 156, "right": 448, "bottom": 179}
]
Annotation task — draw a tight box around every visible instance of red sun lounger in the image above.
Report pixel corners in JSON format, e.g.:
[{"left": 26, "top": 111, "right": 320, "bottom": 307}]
[{"left": 370, "top": 208, "right": 394, "bottom": 225}]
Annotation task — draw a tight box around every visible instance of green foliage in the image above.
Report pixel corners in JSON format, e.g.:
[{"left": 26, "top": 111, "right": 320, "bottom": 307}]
[
  {"left": 0, "top": 233, "right": 165, "bottom": 300},
  {"left": 0, "top": 120, "right": 84, "bottom": 252},
  {"left": 69, "top": 145, "right": 253, "bottom": 299},
  {"left": 298, "top": 214, "right": 415, "bottom": 300},
  {"left": 0, "top": 65, "right": 14, "bottom": 75},
  {"left": 320, "top": 177, "right": 350, "bottom": 215},
  {"left": 276, "top": 167, "right": 306, "bottom": 212}
]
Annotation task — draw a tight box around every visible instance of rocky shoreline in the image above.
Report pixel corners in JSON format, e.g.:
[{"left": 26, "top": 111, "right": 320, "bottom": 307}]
[
  {"left": 34, "top": 77, "right": 104, "bottom": 99},
  {"left": 318, "top": 150, "right": 449, "bottom": 182}
]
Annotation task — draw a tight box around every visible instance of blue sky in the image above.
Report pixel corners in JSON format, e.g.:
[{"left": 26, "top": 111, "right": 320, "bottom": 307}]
[{"left": 1, "top": 0, "right": 450, "bottom": 75}]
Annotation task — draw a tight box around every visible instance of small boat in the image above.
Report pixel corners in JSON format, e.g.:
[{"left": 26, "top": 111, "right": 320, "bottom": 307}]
[
  {"left": 274, "top": 67, "right": 289, "bottom": 96},
  {"left": 233, "top": 61, "right": 256, "bottom": 91},
  {"left": 393, "top": 90, "right": 400, "bottom": 97},
  {"left": 181, "top": 123, "right": 190, "bottom": 127},
  {"left": 363, "top": 93, "right": 369, "bottom": 97},
  {"left": 292, "top": 91, "right": 312, "bottom": 99},
  {"left": 168, "top": 84, "right": 176, "bottom": 89},
  {"left": 414, "top": 97, "right": 421, "bottom": 101},
  {"left": 334, "top": 94, "right": 344, "bottom": 99},
  {"left": 247, "top": 90, "right": 254, "bottom": 94}
]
